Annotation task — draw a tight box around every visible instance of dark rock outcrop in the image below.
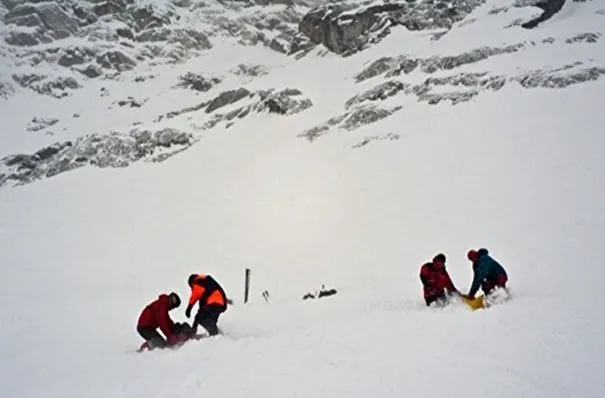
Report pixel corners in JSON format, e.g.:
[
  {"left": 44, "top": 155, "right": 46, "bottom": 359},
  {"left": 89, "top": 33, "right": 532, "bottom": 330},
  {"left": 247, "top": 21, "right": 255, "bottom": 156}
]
[
  {"left": 230, "top": 64, "right": 269, "bottom": 77},
  {"left": 299, "top": 104, "right": 402, "bottom": 142},
  {"left": 156, "top": 87, "right": 312, "bottom": 131},
  {"left": 352, "top": 132, "right": 400, "bottom": 148},
  {"left": 297, "top": 0, "right": 487, "bottom": 56},
  {"left": 0, "top": 80, "right": 15, "bottom": 99},
  {"left": 521, "top": 0, "right": 566, "bottom": 29},
  {"left": 115, "top": 96, "right": 147, "bottom": 108},
  {"left": 96, "top": 50, "right": 136, "bottom": 72},
  {"left": 345, "top": 80, "right": 408, "bottom": 109},
  {"left": 175, "top": 72, "right": 222, "bottom": 92},
  {"left": 202, "top": 88, "right": 313, "bottom": 129},
  {"left": 77, "top": 64, "right": 103, "bottom": 78},
  {"left": 206, "top": 88, "right": 251, "bottom": 113},
  {"left": 2, "top": 0, "right": 212, "bottom": 73},
  {"left": 57, "top": 46, "right": 97, "bottom": 67},
  {"left": 0, "top": 127, "right": 196, "bottom": 188},
  {"left": 565, "top": 32, "right": 601, "bottom": 44},
  {"left": 12, "top": 73, "right": 81, "bottom": 98},
  {"left": 355, "top": 43, "right": 525, "bottom": 82},
  {"left": 514, "top": 65, "right": 605, "bottom": 88},
  {"left": 26, "top": 116, "right": 59, "bottom": 132},
  {"left": 346, "top": 61, "right": 605, "bottom": 112},
  {"left": 5, "top": 2, "right": 79, "bottom": 35}
]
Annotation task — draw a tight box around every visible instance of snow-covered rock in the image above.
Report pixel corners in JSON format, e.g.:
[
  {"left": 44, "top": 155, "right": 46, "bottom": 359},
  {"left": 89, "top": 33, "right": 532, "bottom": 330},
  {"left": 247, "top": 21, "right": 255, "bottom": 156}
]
[
  {"left": 12, "top": 72, "right": 81, "bottom": 97},
  {"left": 0, "top": 127, "right": 195, "bottom": 187},
  {"left": 298, "top": 0, "right": 488, "bottom": 56}
]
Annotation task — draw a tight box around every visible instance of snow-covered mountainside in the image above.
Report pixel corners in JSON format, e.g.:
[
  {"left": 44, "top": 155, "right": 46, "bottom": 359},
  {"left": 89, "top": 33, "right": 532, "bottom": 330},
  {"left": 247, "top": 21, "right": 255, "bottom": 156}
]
[
  {"left": 1, "top": 1, "right": 605, "bottom": 398},
  {"left": 1, "top": 0, "right": 603, "bottom": 186}
]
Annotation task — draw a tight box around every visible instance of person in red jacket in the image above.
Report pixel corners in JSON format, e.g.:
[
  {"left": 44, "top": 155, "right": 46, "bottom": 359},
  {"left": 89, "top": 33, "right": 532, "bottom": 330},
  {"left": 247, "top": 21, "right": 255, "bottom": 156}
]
[
  {"left": 419, "top": 253, "right": 460, "bottom": 306},
  {"left": 185, "top": 274, "right": 228, "bottom": 336},
  {"left": 137, "top": 292, "right": 191, "bottom": 350}
]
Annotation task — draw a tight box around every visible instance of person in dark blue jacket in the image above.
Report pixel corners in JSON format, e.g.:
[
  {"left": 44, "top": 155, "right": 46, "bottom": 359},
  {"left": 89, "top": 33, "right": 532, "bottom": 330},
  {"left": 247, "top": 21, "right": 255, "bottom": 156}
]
[{"left": 464, "top": 248, "right": 508, "bottom": 299}]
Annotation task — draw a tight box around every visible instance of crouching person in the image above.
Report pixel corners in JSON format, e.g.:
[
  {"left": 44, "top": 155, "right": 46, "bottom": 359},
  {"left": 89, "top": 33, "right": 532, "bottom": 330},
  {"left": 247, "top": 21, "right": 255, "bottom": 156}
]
[
  {"left": 137, "top": 292, "right": 187, "bottom": 351},
  {"left": 465, "top": 248, "right": 508, "bottom": 300},
  {"left": 420, "top": 253, "right": 459, "bottom": 307}
]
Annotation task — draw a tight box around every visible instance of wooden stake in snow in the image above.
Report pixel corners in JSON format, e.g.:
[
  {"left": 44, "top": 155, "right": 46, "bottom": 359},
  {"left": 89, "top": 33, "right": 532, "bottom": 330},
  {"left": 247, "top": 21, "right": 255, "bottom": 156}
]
[{"left": 244, "top": 268, "right": 251, "bottom": 304}]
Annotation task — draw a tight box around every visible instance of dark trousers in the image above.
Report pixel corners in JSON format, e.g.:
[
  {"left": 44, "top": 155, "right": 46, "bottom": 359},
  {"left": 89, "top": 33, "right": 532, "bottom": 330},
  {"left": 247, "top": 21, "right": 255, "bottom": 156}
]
[
  {"left": 482, "top": 274, "right": 508, "bottom": 295},
  {"left": 425, "top": 292, "right": 447, "bottom": 307},
  {"left": 137, "top": 326, "right": 166, "bottom": 349},
  {"left": 194, "top": 304, "right": 226, "bottom": 336}
]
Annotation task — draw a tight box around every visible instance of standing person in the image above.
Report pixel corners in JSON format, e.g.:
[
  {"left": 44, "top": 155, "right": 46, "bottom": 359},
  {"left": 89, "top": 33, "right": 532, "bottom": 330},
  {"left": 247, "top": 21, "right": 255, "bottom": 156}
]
[
  {"left": 419, "top": 253, "right": 459, "bottom": 307},
  {"left": 464, "top": 248, "right": 508, "bottom": 300},
  {"left": 185, "top": 274, "right": 228, "bottom": 336}
]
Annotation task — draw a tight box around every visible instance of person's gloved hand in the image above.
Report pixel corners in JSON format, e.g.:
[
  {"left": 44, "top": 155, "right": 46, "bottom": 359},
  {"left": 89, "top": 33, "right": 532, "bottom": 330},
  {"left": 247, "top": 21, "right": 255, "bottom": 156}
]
[{"left": 185, "top": 304, "right": 193, "bottom": 318}]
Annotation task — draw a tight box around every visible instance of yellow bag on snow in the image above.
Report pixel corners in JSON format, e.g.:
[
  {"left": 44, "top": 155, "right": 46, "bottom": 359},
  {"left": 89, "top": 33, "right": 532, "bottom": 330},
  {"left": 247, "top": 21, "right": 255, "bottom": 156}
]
[{"left": 462, "top": 295, "right": 485, "bottom": 310}]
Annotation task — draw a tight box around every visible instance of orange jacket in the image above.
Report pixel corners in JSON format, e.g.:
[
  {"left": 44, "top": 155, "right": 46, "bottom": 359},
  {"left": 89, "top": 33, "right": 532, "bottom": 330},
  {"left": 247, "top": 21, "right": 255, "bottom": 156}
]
[{"left": 188, "top": 274, "right": 227, "bottom": 308}]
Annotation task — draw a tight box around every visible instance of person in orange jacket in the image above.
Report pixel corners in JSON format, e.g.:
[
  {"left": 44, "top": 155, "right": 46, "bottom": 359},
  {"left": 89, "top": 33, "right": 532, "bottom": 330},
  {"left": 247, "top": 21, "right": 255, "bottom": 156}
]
[{"left": 185, "top": 274, "right": 228, "bottom": 336}]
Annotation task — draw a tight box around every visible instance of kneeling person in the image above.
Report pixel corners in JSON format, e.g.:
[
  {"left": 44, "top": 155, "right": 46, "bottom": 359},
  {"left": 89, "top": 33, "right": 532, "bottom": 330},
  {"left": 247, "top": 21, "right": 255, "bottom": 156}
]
[
  {"left": 420, "top": 253, "right": 459, "bottom": 307},
  {"left": 465, "top": 248, "right": 508, "bottom": 300},
  {"left": 137, "top": 292, "right": 190, "bottom": 350}
]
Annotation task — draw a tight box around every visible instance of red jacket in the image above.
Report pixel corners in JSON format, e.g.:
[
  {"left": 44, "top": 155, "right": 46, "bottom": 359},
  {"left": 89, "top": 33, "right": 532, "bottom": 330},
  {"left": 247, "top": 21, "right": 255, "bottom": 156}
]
[
  {"left": 137, "top": 294, "right": 175, "bottom": 338},
  {"left": 420, "top": 262, "right": 457, "bottom": 299}
]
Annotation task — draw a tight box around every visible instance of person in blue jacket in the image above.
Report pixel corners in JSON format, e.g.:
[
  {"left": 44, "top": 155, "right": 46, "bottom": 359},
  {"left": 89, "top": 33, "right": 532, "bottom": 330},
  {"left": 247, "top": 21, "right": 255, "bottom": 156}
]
[{"left": 464, "top": 248, "right": 508, "bottom": 299}]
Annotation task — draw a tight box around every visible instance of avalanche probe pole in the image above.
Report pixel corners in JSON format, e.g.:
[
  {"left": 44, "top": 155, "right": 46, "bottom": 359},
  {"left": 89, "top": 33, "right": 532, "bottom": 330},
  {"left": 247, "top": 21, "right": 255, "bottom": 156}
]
[{"left": 244, "top": 268, "right": 251, "bottom": 304}]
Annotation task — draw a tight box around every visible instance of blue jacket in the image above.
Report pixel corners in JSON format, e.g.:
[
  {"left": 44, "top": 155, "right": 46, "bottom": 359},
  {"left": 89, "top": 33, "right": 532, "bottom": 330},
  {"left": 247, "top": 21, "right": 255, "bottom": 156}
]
[{"left": 468, "top": 249, "right": 507, "bottom": 297}]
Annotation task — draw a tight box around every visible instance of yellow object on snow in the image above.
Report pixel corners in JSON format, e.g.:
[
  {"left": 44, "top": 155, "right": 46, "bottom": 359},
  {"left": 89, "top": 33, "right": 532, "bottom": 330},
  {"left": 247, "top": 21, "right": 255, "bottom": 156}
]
[{"left": 462, "top": 295, "right": 485, "bottom": 310}]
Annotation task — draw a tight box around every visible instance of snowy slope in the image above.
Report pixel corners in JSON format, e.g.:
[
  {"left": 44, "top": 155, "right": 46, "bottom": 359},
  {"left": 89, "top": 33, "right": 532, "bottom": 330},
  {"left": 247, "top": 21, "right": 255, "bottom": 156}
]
[{"left": 1, "top": 0, "right": 605, "bottom": 397}]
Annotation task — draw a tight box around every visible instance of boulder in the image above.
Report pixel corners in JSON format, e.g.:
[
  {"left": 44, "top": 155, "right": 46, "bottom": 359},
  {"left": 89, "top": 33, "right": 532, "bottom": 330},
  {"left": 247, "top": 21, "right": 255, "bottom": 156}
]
[
  {"left": 96, "top": 50, "right": 136, "bottom": 71},
  {"left": 0, "top": 80, "right": 15, "bottom": 99},
  {"left": 176, "top": 72, "right": 222, "bottom": 92},
  {"left": 206, "top": 88, "right": 251, "bottom": 113}
]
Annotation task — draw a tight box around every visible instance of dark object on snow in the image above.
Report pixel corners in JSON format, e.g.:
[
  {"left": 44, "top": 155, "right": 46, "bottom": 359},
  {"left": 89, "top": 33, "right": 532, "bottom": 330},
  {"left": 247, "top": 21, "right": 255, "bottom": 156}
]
[
  {"left": 302, "top": 293, "right": 315, "bottom": 300},
  {"left": 318, "top": 288, "right": 337, "bottom": 298},
  {"left": 137, "top": 322, "right": 199, "bottom": 352},
  {"left": 303, "top": 285, "right": 338, "bottom": 300}
]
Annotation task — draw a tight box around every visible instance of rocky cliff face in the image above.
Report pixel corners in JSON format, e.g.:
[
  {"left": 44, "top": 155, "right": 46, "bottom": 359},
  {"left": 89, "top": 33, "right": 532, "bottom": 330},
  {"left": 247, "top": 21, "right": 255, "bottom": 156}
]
[
  {"left": 1, "top": 0, "right": 604, "bottom": 188},
  {"left": 0, "top": 0, "right": 315, "bottom": 96},
  {"left": 297, "top": 0, "right": 487, "bottom": 56},
  {"left": 1, "top": 0, "right": 574, "bottom": 77},
  {"left": 0, "top": 0, "right": 578, "bottom": 94},
  {"left": 294, "top": 0, "right": 579, "bottom": 57}
]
